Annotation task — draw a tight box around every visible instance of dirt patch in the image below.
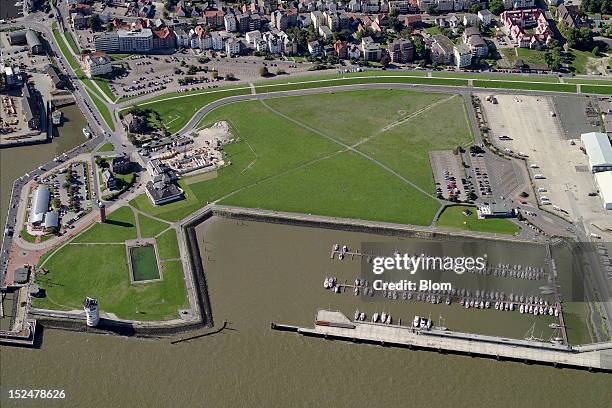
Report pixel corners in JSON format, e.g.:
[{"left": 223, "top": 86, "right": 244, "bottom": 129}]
[{"left": 195, "top": 121, "right": 234, "bottom": 147}]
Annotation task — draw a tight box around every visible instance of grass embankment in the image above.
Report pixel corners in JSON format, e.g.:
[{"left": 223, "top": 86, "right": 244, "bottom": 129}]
[
  {"left": 435, "top": 205, "right": 520, "bottom": 235},
  {"left": 97, "top": 142, "right": 115, "bottom": 152},
  {"left": 34, "top": 206, "right": 188, "bottom": 320},
  {"left": 52, "top": 27, "right": 117, "bottom": 129},
  {"left": 132, "top": 90, "right": 473, "bottom": 226}
]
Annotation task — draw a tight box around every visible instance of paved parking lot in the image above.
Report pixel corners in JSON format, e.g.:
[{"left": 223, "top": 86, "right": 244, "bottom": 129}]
[
  {"left": 480, "top": 93, "right": 611, "bottom": 231},
  {"left": 553, "top": 96, "right": 602, "bottom": 139},
  {"left": 429, "top": 150, "right": 469, "bottom": 201}
]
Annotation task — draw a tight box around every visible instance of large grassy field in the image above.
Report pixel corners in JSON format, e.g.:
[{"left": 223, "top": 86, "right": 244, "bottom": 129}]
[
  {"left": 131, "top": 89, "right": 474, "bottom": 226},
  {"left": 435, "top": 205, "right": 520, "bottom": 235},
  {"left": 34, "top": 206, "right": 188, "bottom": 320}
]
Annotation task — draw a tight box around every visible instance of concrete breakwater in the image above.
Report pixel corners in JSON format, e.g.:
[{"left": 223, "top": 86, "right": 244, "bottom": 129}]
[{"left": 273, "top": 310, "right": 612, "bottom": 372}]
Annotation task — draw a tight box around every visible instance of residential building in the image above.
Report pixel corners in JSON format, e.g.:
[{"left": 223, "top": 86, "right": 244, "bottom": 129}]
[
  {"left": 503, "top": 0, "right": 535, "bottom": 9},
  {"left": 81, "top": 52, "right": 113, "bottom": 78},
  {"left": 430, "top": 35, "right": 454, "bottom": 65},
  {"left": 145, "top": 174, "right": 184, "bottom": 205},
  {"left": 334, "top": 40, "right": 348, "bottom": 59},
  {"left": 224, "top": 14, "right": 237, "bottom": 32},
  {"left": 271, "top": 9, "right": 298, "bottom": 30},
  {"left": 361, "top": 36, "right": 382, "bottom": 61},
  {"left": 581, "top": 132, "right": 612, "bottom": 173},
  {"left": 204, "top": 9, "right": 225, "bottom": 29},
  {"left": 112, "top": 155, "right": 132, "bottom": 174},
  {"left": 311, "top": 10, "right": 325, "bottom": 31},
  {"left": 463, "top": 27, "right": 488, "bottom": 58},
  {"left": 152, "top": 27, "right": 176, "bottom": 49},
  {"left": 454, "top": 44, "right": 472, "bottom": 68},
  {"left": 478, "top": 9, "right": 492, "bottom": 25},
  {"left": 211, "top": 32, "right": 224, "bottom": 50},
  {"left": 102, "top": 170, "right": 119, "bottom": 190},
  {"left": 319, "top": 25, "right": 333, "bottom": 40},
  {"left": 347, "top": 44, "right": 361, "bottom": 59},
  {"left": 501, "top": 9, "right": 553, "bottom": 48},
  {"left": 389, "top": 0, "right": 412, "bottom": 14},
  {"left": 389, "top": 38, "right": 414, "bottom": 63},
  {"left": 246, "top": 30, "right": 262, "bottom": 45},
  {"left": 308, "top": 40, "right": 322, "bottom": 56},
  {"left": 225, "top": 38, "right": 241, "bottom": 56}
]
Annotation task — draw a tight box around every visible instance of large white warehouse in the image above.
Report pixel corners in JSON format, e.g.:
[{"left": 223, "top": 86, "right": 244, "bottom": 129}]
[
  {"left": 595, "top": 171, "right": 612, "bottom": 210},
  {"left": 581, "top": 132, "right": 612, "bottom": 173}
]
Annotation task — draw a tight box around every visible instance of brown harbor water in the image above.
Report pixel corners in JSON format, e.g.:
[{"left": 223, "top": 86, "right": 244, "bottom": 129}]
[
  {"left": 1, "top": 217, "right": 611, "bottom": 407},
  {"left": 0, "top": 104, "right": 87, "bottom": 228}
]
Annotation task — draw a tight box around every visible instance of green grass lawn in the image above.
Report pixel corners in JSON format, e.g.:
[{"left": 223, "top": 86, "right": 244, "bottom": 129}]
[
  {"left": 473, "top": 80, "right": 577, "bottom": 93},
  {"left": 73, "top": 206, "right": 137, "bottom": 243},
  {"left": 64, "top": 31, "right": 79, "bottom": 55},
  {"left": 86, "top": 89, "right": 116, "bottom": 132},
  {"left": 33, "top": 244, "right": 187, "bottom": 321},
  {"left": 137, "top": 88, "right": 252, "bottom": 134},
  {"left": 138, "top": 213, "right": 170, "bottom": 238},
  {"left": 156, "top": 228, "right": 181, "bottom": 260},
  {"left": 435, "top": 205, "right": 520, "bottom": 235},
  {"left": 580, "top": 84, "right": 612, "bottom": 95},
  {"left": 97, "top": 142, "right": 115, "bottom": 152},
  {"left": 91, "top": 77, "right": 116, "bottom": 102},
  {"left": 431, "top": 71, "right": 560, "bottom": 83},
  {"left": 132, "top": 90, "right": 474, "bottom": 226},
  {"left": 20, "top": 226, "right": 38, "bottom": 243},
  {"left": 567, "top": 49, "right": 593, "bottom": 74}
]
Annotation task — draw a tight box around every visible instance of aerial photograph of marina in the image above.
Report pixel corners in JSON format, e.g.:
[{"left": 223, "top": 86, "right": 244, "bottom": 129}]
[{"left": 1, "top": 0, "right": 612, "bottom": 406}]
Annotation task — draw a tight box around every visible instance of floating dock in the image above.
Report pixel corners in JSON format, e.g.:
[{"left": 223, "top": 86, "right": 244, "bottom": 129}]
[{"left": 272, "top": 310, "right": 612, "bottom": 372}]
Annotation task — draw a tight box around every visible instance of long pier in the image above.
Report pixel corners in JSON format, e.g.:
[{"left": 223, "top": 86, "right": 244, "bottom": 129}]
[{"left": 273, "top": 310, "right": 612, "bottom": 372}]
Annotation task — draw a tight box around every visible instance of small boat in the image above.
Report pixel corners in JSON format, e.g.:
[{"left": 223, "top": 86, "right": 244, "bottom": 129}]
[
  {"left": 519, "top": 304, "right": 524, "bottom": 314},
  {"left": 407, "top": 292, "right": 412, "bottom": 300},
  {"left": 355, "top": 278, "right": 360, "bottom": 286},
  {"left": 548, "top": 307, "right": 554, "bottom": 316},
  {"left": 334, "top": 286, "right": 341, "bottom": 293},
  {"left": 539, "top": 306, "right": 544, "bottom": 315},
  {"left": 413, "top": 316, "right": 420, "bottom": 328},
  {"left": 353, "top": 287, "right": 359, "bottom": 296},
  {"left": 495, "top": 302, "right": 499, "bottom": 310},
  {"left": 323, "top": 278, "right": 330, "bottom": 289},
  {"left": 534, "top": 307, "right": 539, "bottom": 316},
  {"left": 381, "top": 312, "right": 387, "bottom": 323},
  {"left": 446, "top": 297, "right": 451, "bottom": 305},
  {"left": 465, "top": 302, "right": 470, "bottom": 309},
  {"left": 359, "top": 312, "right": 366, "bottom": 321},
  {"left": 51, "top": 109, "right": 63, "bottom": 125},
  {"left": 82, "top": 127, "right": 92, "bottom": 138},
  {"left": 485, "top": 301, "right": 490, "bottom": 309},
  {"left": 480, "top": 301, "right": 484, "bottom": 309},
  {"left": 510, "top": 303, "right": 515, "bottom": 311},
  {"left": 549, "top": 323, "right": 561, "bottom": 329},
  {"left": 333, "top": 244, "right": 339, "bottom": 251},
  {"left": 402, "top": 292, "right": 408, "bottom": 300},
  {"left": 355, "top": 309, "right": 360, "bottom": 320},
  {"left": 373, "top": 313, "right": 380, "bottom": 323},
  {"left": 529, "top": 305, "right": 534, "bottom": 314},
  {"left": 385, "top": 315, "right": 392, "bottom": 324},
  {"left": 554, "top": 308, "right": 559, "bottom": 317}
]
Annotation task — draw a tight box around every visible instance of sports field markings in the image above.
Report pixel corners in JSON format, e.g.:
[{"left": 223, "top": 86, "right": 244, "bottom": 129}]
[{"left": 259, "top": 99, "right": 442, "bottom": 202}]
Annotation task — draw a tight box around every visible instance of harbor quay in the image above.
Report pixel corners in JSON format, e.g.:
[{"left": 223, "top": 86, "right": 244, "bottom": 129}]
[{"left": 273, "top": 310, "right": 612, "bottom": 372}]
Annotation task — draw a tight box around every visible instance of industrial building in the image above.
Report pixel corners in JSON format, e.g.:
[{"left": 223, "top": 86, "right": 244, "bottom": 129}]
[
  {"left": 594, "top": 172, "right": 612, "bottom": 210},
  {"left": 581, "top": 132, "right": 612, "bottom": 172},
  {"left": 21, "top": 83, "right": 41, "bottom": 130},
  {"left": 28, "top": 186, "right": 59, "bottom": 230},
  {"left": 476, "top": 203, "right": 516, "bottom": 219},
  {"left": 9, "top": 30, "right": 43, "bottom": 54}
]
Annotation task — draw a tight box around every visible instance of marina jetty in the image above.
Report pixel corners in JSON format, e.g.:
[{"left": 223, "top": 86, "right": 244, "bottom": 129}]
[{"left": 272, "top": 310, "right": 612, "bottom": 372}]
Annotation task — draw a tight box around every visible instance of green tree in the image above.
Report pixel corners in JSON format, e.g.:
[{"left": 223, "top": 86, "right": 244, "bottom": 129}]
[{"left": 489, "top": 0, "right": 504, "bottom": 15}]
